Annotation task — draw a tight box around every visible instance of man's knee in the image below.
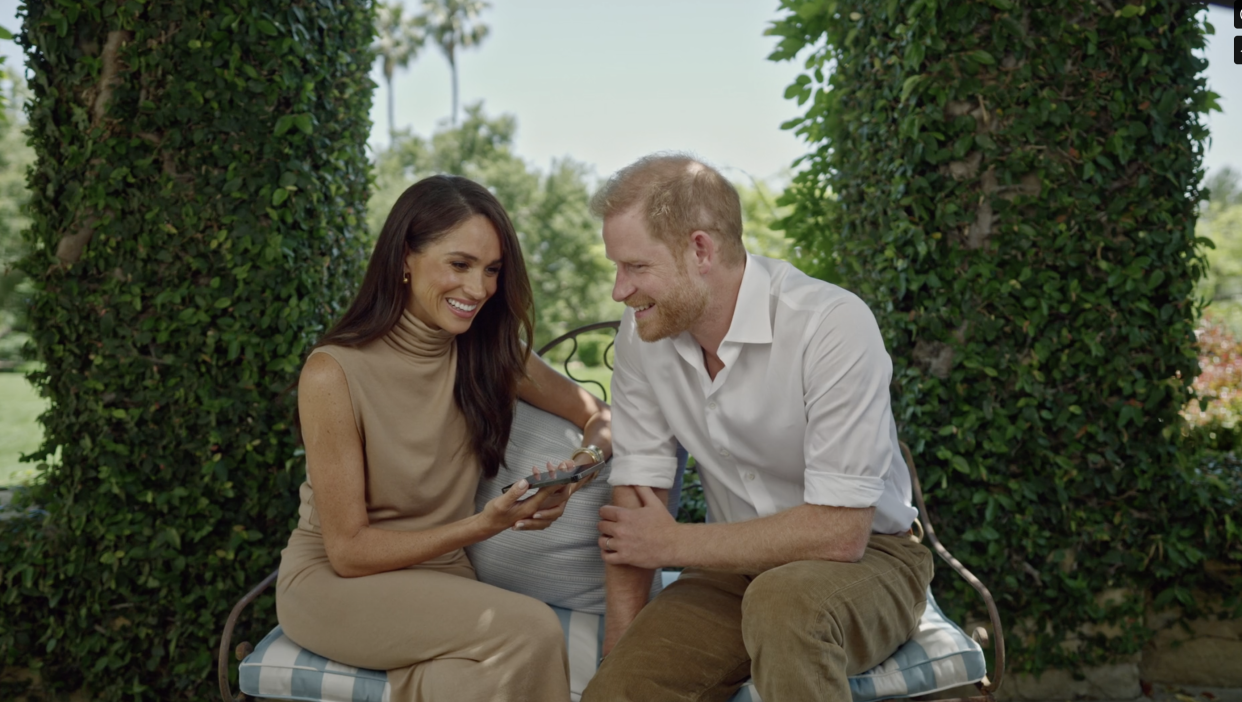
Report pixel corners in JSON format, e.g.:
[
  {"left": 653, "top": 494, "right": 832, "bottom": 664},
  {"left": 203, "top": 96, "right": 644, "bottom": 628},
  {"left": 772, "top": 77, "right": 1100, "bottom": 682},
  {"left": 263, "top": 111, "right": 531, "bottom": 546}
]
[
  {"left": 743, "top": 562, "right": 826, "bottom": 616},
  {"left": 741, "top": 561, "right": 849, "bottom": 646}
]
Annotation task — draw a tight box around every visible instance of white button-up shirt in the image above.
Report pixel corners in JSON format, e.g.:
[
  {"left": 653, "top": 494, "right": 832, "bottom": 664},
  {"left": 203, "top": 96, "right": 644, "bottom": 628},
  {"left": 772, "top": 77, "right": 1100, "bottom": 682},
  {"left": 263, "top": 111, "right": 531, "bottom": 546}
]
[{"left": 608, "top": 255, "right": 918, "bottom": 534}]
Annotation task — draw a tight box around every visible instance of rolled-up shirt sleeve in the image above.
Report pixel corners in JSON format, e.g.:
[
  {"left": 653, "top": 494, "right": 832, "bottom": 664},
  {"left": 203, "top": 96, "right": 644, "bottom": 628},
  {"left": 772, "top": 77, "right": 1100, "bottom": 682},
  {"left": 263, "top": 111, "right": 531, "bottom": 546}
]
[
  {"left": 608, "top": 310, "right": 680, "bottom": 488},
  {"left": 802, "top": 295, "right": 895, "bottom": 508}
]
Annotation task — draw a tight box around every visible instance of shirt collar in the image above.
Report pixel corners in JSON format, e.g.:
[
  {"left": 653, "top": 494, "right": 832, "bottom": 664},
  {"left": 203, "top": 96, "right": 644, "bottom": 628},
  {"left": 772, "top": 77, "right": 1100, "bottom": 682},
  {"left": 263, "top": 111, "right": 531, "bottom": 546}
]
[
  {"left": 721, "top": 255, "right": 773, "bottom": 346},
  {"left": 670, "top": 255, "right": 774, "bottom": 371}
]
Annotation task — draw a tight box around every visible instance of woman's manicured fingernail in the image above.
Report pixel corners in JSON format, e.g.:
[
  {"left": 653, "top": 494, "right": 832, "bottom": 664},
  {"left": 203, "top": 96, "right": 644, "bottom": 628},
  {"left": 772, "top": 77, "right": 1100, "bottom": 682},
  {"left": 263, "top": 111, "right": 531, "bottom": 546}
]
[
  {"left": 514, "top": 522, "right": 525, "bottom": 530},
  {"left": 533, "top": 513, "right": 543, "bottom": 519}
]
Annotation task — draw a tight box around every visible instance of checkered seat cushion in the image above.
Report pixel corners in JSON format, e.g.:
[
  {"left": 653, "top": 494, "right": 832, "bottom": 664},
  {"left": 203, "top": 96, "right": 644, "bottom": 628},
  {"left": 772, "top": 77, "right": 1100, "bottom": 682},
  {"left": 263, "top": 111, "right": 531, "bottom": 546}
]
[
  {"left": 728, "top": 588, "right": 988, "bottom": 702},
  {"left": 239, "top": 604, "right": 605, "bottom": 702},
  {"left": 238, "top": 586, "right": 983, "bottom": 702}
]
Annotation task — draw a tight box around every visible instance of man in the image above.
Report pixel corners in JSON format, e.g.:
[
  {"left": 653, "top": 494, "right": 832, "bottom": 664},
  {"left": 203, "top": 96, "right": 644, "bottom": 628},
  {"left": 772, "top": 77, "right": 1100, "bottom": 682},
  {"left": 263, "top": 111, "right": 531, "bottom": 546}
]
[{"left": 582, "top": 153, "right": 934, "bottom": 702}]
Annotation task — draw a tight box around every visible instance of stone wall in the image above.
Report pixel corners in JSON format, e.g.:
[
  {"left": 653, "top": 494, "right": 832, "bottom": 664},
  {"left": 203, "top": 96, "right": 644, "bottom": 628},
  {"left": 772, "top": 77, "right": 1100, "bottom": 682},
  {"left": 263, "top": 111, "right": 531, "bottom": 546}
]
[{"left": 994, "top": 607, "right": 1241, "bottom": 702}]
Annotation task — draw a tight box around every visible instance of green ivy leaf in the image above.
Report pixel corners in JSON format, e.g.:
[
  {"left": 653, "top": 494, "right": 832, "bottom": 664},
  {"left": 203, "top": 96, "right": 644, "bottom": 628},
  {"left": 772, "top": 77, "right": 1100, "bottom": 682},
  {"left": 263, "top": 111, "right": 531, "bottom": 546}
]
[
  {"left": 967, "top": 49, "right": 996, "bottom": 65},
  {"left": 273, "top": 114, "right": 295, "bottom": 136},
  {"left": 901, "top": 74, "right": 925, "bottom": 103},
  {"left": 950, "top": 454, "right": 971, "bottom": 474}
]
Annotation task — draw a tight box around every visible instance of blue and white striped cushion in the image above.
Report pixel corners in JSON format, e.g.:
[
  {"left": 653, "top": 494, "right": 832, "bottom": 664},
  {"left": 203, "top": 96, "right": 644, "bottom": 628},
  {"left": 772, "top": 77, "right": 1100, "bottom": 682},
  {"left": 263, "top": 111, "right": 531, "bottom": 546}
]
[
  {"left": 846, "top": 589, "right": 987, "bottom": 702},
  {"left": 239, "top": 604, "right": 605, "bottom": 702},
  {"left": 720, "top": 588, "right": 985, "bottom": 702},
  {"left": 239, "top": 626, "right": 389, "bottom": 702},
  {"left": 238, "top": 587, "right": 983, "bottom": 702}
]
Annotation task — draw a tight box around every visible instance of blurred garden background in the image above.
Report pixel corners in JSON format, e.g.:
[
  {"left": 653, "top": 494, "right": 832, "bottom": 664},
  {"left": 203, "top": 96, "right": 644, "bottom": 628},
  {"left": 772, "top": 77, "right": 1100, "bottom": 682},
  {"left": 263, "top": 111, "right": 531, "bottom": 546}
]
[
  {"left": 5, "top": 2, "right": 1242, "bottom": 480},
  {"left": 0, "top": 0, "right": 800, "bottom": 487},
  {"left": 0, "top": 1, "right": 1240, "bottom": 700}
]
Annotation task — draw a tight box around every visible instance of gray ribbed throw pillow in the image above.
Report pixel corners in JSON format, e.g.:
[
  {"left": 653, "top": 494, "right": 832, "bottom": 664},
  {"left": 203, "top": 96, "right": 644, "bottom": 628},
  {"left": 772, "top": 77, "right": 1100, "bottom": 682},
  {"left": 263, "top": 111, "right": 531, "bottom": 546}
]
[{"left": 467, "top": 401, "right": 662, "bottom": 614}]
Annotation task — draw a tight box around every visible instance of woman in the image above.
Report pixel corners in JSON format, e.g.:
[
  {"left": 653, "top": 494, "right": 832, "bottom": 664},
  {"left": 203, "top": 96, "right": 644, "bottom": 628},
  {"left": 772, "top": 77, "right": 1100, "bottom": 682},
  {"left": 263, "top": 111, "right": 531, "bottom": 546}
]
[{"left": 276, "top": 175, "right": 612, "bottom": 702}]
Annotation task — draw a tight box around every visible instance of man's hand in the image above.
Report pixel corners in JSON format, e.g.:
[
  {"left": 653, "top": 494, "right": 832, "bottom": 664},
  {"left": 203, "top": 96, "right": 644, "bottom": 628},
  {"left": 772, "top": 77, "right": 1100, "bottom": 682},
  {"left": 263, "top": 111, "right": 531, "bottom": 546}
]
[{"left": 597, "top": 485, "right": 679, "bottom": 569}]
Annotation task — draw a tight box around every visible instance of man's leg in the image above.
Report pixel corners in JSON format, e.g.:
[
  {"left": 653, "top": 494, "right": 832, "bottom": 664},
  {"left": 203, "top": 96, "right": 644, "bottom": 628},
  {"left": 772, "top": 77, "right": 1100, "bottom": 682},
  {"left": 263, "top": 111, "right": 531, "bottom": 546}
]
[
  {"left": 741, "top": 534, "right": 934, "bottom": 702},
  {"left": 582, "top": 569, "right": 753, "bottom": 702}
]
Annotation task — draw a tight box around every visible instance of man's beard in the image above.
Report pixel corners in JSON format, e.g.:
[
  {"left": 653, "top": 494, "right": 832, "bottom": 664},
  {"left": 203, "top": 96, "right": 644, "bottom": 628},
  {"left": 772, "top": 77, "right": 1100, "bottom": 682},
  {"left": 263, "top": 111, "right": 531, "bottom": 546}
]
[{"left": 632, "top": 272, "right": 709, "bottom": 342}]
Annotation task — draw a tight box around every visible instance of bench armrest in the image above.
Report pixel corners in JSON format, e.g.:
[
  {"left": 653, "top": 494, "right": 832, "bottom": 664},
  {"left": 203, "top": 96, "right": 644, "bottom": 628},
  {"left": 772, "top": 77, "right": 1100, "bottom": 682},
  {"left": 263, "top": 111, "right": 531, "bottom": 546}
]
[
  {"left": 218, "top": 568, "right": 279, "bottom": 702},
  {"left": 901, "top": 442, "right": 1006, "bottom": 697}
]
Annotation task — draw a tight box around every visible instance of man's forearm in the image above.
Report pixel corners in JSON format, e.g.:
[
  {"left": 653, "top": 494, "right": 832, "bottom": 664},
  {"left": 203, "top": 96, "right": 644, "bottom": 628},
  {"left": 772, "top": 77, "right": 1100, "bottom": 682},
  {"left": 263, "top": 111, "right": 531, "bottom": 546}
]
[
  {"left": 602, "top": 560, "right": 654, "bottom": 654},
  {"left": 665, "top": 504, "right": 876, "bottom": 574},
  {"left": 600, "top": 484, "right": 666, "bottom": 653}
]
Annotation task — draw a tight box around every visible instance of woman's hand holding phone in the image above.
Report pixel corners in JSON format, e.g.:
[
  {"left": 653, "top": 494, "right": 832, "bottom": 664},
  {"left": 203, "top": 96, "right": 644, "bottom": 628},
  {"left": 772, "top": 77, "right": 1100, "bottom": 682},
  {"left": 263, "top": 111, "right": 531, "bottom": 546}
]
[{"left": 480, "top": 460, "right": 578, "bottom": 533}]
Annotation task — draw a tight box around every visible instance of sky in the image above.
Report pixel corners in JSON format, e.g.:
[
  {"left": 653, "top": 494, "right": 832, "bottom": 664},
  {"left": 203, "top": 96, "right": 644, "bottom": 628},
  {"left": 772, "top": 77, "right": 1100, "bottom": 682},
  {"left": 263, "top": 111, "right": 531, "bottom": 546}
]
[{"left": 0, "top": 1, "right": 1238, "bottom": 186}]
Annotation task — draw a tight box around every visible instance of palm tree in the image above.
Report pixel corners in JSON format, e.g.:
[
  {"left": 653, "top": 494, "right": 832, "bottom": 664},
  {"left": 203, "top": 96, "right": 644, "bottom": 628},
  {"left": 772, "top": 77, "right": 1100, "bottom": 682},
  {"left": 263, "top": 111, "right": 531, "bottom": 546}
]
[
  {"left": 375, "top": 2, "right": 426, "bottom": 144},
  {"left": 421, "top": 0, "right": 490, "bottom": 126}
]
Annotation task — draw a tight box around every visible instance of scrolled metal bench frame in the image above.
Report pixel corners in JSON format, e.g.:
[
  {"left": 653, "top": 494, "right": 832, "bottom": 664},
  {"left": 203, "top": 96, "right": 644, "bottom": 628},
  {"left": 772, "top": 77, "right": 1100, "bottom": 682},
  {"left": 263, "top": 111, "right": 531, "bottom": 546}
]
[
  {"left": 900, "top": 441, "right": 1006, "bottom": 702},
  {"left": 535, "top": 320, "right": 620, "bottom": 401},
  {"left": 218, "top": 321, "right": 1005, "bottom": 702}
]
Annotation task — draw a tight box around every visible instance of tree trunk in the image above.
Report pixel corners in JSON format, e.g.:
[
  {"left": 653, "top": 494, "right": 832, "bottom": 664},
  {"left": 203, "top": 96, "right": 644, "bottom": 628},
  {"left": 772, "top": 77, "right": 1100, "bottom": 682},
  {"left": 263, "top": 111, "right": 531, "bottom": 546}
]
[
  {"left": 2, "top": 1, "right": 374, "bottom": 699},
  {"left": 771, "top": 0, "right": 1223, "bottom": 675}
]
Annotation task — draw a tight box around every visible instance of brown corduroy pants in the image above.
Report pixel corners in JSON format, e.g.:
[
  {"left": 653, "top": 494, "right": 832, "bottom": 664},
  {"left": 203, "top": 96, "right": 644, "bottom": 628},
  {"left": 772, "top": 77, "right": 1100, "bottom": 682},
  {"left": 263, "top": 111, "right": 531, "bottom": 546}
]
[{"left": 582, "top": 534, "right": 934, "bottom": 702}]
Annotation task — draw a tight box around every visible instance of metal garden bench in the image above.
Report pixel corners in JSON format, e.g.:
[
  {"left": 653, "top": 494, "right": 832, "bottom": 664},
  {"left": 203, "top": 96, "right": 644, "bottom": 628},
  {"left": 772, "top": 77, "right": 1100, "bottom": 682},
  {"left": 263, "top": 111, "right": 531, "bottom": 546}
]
[{"left": 219, "top": 321, "right": 1005, "bottom": 702}]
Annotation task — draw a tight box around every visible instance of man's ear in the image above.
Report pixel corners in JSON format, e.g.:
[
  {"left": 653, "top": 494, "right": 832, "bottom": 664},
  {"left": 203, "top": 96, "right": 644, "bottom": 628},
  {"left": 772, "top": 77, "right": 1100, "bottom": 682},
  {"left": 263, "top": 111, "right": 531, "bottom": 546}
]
[{"left": 687, "top": 230, "right": 716, "bottom": 273}]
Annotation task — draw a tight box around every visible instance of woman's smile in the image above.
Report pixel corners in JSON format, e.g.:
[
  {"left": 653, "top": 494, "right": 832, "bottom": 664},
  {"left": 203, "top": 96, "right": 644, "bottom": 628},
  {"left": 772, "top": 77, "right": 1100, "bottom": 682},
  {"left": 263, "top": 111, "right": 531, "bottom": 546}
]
[{"left": 447, "top": 297, "right": 480, "bottom": 317}]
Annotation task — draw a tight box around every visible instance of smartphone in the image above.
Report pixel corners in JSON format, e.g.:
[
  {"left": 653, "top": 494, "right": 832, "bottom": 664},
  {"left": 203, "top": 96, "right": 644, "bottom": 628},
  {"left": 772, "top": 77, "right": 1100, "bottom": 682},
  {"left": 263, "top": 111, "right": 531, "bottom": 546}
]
[{"left": 502, "top": 460, "right": 606, "bottom": 493}]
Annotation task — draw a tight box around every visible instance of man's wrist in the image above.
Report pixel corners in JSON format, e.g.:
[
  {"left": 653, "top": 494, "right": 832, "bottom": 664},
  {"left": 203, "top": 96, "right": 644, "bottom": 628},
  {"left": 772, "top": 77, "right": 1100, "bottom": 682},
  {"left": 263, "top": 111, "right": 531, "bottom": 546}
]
[{"left": 657, "top": 521, "right": 688, "bottom": 567}]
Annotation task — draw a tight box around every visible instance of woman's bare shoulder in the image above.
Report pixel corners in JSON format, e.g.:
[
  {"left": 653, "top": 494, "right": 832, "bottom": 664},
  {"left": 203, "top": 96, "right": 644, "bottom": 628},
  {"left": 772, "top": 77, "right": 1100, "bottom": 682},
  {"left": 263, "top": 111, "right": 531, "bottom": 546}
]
[{"left": 300, "top": 350, "right": 349, "bottom": 397}]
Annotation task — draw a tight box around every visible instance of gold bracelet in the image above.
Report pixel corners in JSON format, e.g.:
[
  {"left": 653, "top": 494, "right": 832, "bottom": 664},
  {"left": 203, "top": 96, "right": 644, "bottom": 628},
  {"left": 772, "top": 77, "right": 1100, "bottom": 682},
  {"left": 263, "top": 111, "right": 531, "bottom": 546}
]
[{"left": 571, "top": 445, "right": 604, "bottom": 464}]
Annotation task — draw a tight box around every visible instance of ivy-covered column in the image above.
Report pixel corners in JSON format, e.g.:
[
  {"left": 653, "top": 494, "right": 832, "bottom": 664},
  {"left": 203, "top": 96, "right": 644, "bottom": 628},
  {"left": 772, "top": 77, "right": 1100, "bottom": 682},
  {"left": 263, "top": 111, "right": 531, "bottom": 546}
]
[
  {"left": 0, "top": 2, "right": 372, "bottom": 699},
  {"left": 771, "top": 0, "right": 1238, "bottom": 674}
]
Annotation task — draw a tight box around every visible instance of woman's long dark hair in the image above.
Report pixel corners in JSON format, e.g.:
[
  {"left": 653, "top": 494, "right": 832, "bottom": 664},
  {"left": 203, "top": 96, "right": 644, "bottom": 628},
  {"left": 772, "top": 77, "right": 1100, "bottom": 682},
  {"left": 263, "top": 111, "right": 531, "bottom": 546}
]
[{"left": 313, "top": 175, "right": 534, "bottom": 478}]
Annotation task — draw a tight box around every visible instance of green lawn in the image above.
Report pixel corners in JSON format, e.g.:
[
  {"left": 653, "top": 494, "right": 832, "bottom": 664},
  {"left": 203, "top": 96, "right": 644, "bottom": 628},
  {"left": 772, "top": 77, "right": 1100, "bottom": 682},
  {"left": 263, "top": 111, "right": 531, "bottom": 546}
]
[{"left": 0, "top": 373, "right": 48, "bottom": 487}]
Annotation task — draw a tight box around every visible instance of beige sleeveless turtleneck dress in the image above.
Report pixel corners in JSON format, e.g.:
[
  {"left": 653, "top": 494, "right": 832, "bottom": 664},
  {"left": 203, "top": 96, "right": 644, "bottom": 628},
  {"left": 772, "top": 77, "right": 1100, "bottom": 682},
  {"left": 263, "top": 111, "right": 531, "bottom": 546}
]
[{"left": 276, "top": 311, "right": 571, "bottom": 702}]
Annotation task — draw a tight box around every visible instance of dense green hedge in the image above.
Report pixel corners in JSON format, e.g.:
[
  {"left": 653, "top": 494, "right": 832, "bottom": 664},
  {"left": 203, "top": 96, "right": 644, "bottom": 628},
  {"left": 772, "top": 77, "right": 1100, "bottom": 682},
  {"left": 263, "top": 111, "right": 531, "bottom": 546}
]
[
  {"left": 771, "top": 0, "right": 1240, "bottom": 672},
  {"left": 0, "top": 1, "right": 373, "bottom": 699}
]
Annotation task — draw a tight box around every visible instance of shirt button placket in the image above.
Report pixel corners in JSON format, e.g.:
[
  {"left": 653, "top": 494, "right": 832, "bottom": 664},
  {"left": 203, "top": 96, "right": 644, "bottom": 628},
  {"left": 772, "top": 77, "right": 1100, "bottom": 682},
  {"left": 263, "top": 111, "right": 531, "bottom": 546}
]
[{"left": 706, "top": 397, "right": 728, "bottom": 459}]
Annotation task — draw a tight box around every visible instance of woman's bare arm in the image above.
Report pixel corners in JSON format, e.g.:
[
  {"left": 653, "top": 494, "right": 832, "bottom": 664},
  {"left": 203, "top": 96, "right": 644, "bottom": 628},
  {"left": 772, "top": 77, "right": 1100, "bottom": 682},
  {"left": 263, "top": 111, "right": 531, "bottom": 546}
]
[{"left": 518, "top": 353, "right": 613, "bottom": 461}]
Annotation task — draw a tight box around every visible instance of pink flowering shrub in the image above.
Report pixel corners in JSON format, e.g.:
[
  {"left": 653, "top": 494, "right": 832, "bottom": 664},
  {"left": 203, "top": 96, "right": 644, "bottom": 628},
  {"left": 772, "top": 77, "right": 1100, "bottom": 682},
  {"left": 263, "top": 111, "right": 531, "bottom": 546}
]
[{"left": 1183, "top": 315, "right": 1242, "bottom": 450}]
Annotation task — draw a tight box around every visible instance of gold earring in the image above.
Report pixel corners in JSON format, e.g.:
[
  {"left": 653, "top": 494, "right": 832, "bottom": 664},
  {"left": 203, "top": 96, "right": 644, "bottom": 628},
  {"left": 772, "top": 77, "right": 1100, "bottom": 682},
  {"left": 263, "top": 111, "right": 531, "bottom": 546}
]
[{"left": 402, "top": 272, "right": 410, "bottom": 284}]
